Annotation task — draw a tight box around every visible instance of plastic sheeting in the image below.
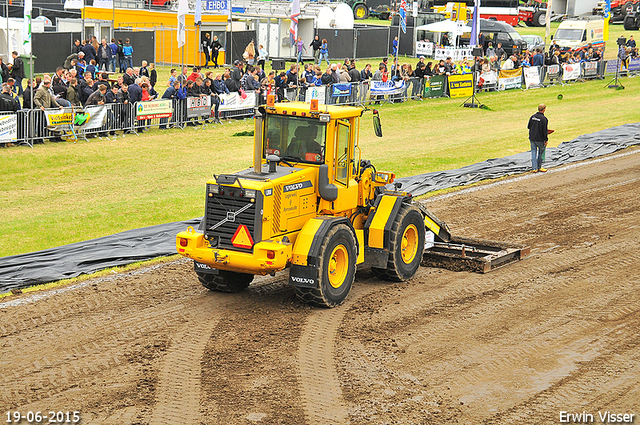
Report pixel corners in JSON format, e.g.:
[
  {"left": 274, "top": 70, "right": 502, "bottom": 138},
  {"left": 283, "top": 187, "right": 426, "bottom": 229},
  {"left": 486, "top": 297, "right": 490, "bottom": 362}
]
[
  {"left": 1, "top": 123, "right": 639, "bottom": 293},
  {"left": 396, "top": 123, "right": 640, "bottom": 197},
  {"left": 0, "top": 218, "right": 200, "bottom": 293}
]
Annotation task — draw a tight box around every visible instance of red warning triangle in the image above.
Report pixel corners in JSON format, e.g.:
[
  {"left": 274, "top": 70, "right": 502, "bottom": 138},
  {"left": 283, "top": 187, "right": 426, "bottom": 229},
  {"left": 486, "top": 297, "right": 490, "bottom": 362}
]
[{"left": 231, "top": 224, "right": 254, "bottom": 249}]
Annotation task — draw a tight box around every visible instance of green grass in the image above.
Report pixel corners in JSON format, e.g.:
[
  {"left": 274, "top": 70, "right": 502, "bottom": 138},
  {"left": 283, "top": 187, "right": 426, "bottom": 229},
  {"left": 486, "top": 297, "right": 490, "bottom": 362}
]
[{"left": 2, "top": 21, "right": 639, "bottom": 258}]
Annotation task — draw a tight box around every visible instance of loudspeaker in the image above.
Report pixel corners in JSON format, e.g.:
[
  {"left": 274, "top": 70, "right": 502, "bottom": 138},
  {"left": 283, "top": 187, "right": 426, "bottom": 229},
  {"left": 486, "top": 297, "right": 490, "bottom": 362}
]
[
  {"left": 617, "top": 37, "right": 627, "bottom": 46},
  {"left": 271, "top": 59, "right": 285, "bottom": 71},
  {"left": 472, "top": 47, "right": 483, "bottom": 57}
]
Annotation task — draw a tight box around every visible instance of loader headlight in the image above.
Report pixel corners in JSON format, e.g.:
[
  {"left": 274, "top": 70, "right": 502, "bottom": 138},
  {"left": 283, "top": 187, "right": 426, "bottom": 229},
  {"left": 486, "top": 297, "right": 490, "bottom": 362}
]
[
  {"left": 209, "top": 185, "right": 220, "bottom": 194},
  {"left": 244, "top": 189, "right": 257, "bottom": 199}
]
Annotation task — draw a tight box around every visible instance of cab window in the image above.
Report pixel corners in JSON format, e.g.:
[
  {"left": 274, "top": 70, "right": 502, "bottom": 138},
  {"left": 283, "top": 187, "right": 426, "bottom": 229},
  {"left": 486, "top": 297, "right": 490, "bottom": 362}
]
[
  {"left": 335, "top": 121, "right": 350, "bottom": 186},
  {"left": 264, "top": 114, "right": 326, "bottom": 164}
]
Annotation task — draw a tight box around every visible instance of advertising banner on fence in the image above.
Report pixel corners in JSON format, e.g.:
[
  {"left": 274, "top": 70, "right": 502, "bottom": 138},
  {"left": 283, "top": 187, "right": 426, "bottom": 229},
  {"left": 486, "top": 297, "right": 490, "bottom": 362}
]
[
  {"left": 583, "top": 61, "right": 599, "bottom": 78},
  {"left": 44, "top": 108, "right": 74, "bottom": 129},
  {"left": 304, "top": 86, "right": 327, "bottom": 104},
  {"left": 523, "top": 67, "right": 541, "bottom": 89},
  {"left": 477, "top": 71, "right": 498, "bottom": 88},
  {"left": 546, "top": 64, "right": 561, "bottom": 80},
  {"left": 369, "top": 80, "right": 405, "bottom": 96},
  {"left": 0, "top": 114, "right": 17, "bottom": 143},
  {"left": 424, "top": 75, "right": 446, "bottom": 98},
  {"left": 76, "top": 105, "right": 108, "bottom": 130},
  {"left": 219, "top": 92, "right": 256, "bottom": 111},
  {"left": 562, "top": 63, "right": 581, "bottom": 81},
  {"left": 186, "top": 96, "right": 212, "bottom": 118},
  {"left": 448, "top": 74, "right": 473, "bottom": 98},
  {"left": 136, "top": 99, "right": 173, "bottom": 120},
  {"left": 605, "top": 59, "right": 621, "bottom": 74},
  {"left": 628, "top": 58, "right": 640, "bottom": 72},
  {"left": 332, "top": 83, "right": 352, "bottom": 97},
  {"left": 498, "top": 69, "right": 522, "bottom": 90}
]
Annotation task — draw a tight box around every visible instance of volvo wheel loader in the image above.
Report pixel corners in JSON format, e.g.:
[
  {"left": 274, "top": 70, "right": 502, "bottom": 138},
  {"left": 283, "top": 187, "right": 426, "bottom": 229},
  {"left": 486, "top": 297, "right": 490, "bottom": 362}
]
[{"left": 176, "top": 99, "right": 528, "bottom": 307}]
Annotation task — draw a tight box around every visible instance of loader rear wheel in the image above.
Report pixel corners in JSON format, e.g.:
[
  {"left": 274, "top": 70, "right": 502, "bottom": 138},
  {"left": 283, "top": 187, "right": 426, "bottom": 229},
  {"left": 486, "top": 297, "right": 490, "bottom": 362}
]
[
  {"left": 294, "top": 224, "right": 357, "bottom": 308},
  {"left": 197, "top": 270, "right": 253, "bottom": 292},
  {"left": 372, "top": 205, "right": 425, "bottom": 282},
  {"left": 353, "top": 3, "right": 369, "bottom": 20}
]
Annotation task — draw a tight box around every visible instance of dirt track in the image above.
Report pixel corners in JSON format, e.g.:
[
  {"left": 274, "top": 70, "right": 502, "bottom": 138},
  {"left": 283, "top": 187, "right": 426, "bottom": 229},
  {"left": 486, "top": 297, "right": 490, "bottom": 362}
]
[{"left": 1, "top": 148, "right": 639, "bottom": 425}]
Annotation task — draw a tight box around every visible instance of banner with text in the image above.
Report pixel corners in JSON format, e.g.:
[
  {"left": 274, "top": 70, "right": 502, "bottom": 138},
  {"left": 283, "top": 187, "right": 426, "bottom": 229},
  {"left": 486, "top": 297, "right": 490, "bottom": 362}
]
[
  {"left": 523, "top": 67, "right": 541, "bottom": 89},
  {"left": 205, "top": 0, "right": 230, "bottom": 14},
  {"left": 332, "top": 83, "right": 352, "bottom": 97},
  {"left": 448, "top": 74, "right": 473, "bottom": 98},
  {"left": 136, "top": 100, "right": 173, "bottom": 120},
  {"left": 562, "top": 63, "right": 581, "bottom": 81},
  {"left": 187, "top": 96, "right": 212, "bottom": 118},
  {"left": 477, "top": 71, "right": 498, "bottom": 88},
  {"left": 498, "top": 69, "right": 522, "bottom": 91},
  {"left": 304, "top": 86, "right": 327, "bottom": 104},
  {"left": 76, "top": 105, "right": 108, "bottom": 130},
  {"left": 370, "top": 80, "right": 405, "bottom": 96},
  {"left": 0, "top": 114, "right": 17, "bottom": 143},
  {"left": 424, "top": 75, "right": 446, "bottom": 98},
  {"left": 582, "top": 61, "right": 599, "bottom": 79},
  {"left": 219, "top": 92, "right": 256, "bottom": 111},
  {"left": 416, "top": 41, "right": 435, "bottom": 57}
]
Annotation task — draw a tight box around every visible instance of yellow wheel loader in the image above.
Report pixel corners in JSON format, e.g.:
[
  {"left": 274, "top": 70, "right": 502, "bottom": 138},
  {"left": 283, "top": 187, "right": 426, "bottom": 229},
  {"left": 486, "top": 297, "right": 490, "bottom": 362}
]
[{"left": 177, "top": 99, "right": 528, "bottom": 307}]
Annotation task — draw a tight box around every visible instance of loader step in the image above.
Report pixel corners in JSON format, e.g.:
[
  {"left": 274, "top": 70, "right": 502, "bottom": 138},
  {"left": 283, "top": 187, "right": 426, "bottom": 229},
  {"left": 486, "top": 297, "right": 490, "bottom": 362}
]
[{"left": 422, "top": 236, "right": 529, "bottom": 273}]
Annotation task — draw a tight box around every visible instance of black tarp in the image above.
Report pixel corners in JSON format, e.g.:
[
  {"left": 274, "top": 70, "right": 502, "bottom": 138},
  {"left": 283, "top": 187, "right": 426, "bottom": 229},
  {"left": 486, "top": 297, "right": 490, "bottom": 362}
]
[
  {"left": 226, "top": 30, "right": 256, "bottom": 65},
  {"left": 396, "top": 123, "right": 640, "bottom": 197},
  {"left": 0, "top": 219, "right": 200, "bottom": 293},
  {"left": 114, "top": 30, "right": 155, "bottom": 66},
  {"left": 32, "top": 32, "right": 81, "bottom": 73},
  {"left": 1, "top": 123, "right": 639, "bottom": 293}
]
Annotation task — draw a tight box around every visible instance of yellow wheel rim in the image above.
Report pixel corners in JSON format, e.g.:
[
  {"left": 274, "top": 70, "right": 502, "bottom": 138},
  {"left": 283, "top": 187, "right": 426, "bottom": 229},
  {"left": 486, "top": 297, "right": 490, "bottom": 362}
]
[
  {"left": 328, "top": 244, "right": 348, "bottom": 288},
  {"left": 356, "top": 8, "right": 365, "bottom": 18},
  {"left": 401, "top": 224, "right": 419, "bottom": 264}
]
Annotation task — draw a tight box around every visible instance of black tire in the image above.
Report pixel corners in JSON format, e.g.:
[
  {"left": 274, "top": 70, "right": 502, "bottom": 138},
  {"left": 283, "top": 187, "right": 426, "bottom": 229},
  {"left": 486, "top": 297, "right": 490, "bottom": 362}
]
[
  {"left": 533, "top": 10, "right": 546, "bottom": 27},
  {"left": 371, "top": 205, "right": 425, "bottom": 282},
  {"left": 524, "top": 20, "right": 533, "bottom": 27},
  {"left": 197, "top": 270, "right": 253, "bottom": 292},
  {"left": 624, "top": 16, "right": 639, "bottom": 30},
  {"left": 380, "top": 13, "right": 390, "bottom": 20},
  {"left": 353, "top": 3, "right": 369, "bottom": 20},
  {"left": 294, "top": 224, "right": 357, "bottom": 308}
]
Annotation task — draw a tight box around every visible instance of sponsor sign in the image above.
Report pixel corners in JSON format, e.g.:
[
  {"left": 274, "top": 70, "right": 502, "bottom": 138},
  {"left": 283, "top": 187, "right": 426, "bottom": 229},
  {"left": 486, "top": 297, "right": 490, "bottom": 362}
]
[
  {"left": 547, "top": 64, "right": 561, "bottom": 79},
  {"left": 369, "top": 80, "right": 405, "bottom": 96},
  {"left": 0, "top": 114, "right": 17, "bottom": 143},
  {"left": 523, "top": 66, "right": 541, "bottom": 89},
  {"left": 605, "top": 59, "right": 621, "bottom": 75},
  {"left": 498, "top": 68, "right": 522, "bottom": 90},
  {"left": 194, "top": 261, "right": 217, "bottom": 274},
  {"left": 186, "top": 96, "right": 212, "bottom": 118},
  {"left": 583, "top": 61, "right": 599, "bottom": 78},
  {"left": 136, "top": 99, "right": 173, "bottom": 120},
  {"left": 289, "top": 275, "right": 316, "bottom": 287},
  {"left": 434, "top": 48, "right": 473, "bottom": 61},
  {"left": 44, "top": 108, "right": 74, "bottom": 128},
  {"left": 416, "top": 41, "right": 434, "bottom": 57},
  {"left": 331, "top": 83, "right": 352, "bottom": 97},
  {"left": 205, "top": 0, "right": 229, "bottom": 13},
  {"left": 76, "top": 105, "right": 108, "bottom": 130},
  {"left": 304, "top": 86, "right": 326, "bottom": 104},
  {"left": 448, "top": 74, "right": 473, "bottom": 98},
  {"left": 424, "top": 75, "right": 445, "bottom": 98},
  {"left": 628, "top": 58, "right": 640, "bottom": 72},
  {"left": 477, "top": 70, "right": 498, "bottom": 88},
  {"left": 562, "top": 63, "right": 581, "bottom": 81},
  {"left": 219, "top": 92, "right": 256, "bottom": 111}
]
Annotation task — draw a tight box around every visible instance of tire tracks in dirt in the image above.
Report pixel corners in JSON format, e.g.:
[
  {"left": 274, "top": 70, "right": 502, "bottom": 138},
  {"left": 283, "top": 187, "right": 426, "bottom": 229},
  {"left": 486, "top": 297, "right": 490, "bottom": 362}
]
[{"left": 297, "top": 280, "right": 379, "bottom": 425}]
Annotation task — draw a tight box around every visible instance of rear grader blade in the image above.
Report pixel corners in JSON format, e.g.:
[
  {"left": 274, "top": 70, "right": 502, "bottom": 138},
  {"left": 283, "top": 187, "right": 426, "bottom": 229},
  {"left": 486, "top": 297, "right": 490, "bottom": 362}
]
[
  {"left": 416, "top": 203, "right": 529, "bottom": 273},
  {"left": 423, "top": 236, "right": 530, "bottom": 273}
]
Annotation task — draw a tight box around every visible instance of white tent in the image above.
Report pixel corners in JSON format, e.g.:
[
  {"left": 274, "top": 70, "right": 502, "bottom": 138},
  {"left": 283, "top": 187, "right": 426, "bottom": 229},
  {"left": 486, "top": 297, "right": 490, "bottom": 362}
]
[{"left": 415, "top": 20, "right": 471, "bottom": 33}]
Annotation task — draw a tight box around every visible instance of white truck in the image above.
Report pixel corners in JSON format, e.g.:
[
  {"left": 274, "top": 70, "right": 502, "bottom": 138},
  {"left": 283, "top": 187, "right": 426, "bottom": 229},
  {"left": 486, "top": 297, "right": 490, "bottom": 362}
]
[{"left": 552, "top": 18, "right": 605, "bottom": 52}]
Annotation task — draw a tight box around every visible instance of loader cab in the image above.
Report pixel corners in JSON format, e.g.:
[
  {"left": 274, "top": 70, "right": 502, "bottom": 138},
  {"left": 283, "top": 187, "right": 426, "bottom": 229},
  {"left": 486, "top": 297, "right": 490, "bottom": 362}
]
[{"left": 258, "top": 103, "right": 362, "bottom": 206}]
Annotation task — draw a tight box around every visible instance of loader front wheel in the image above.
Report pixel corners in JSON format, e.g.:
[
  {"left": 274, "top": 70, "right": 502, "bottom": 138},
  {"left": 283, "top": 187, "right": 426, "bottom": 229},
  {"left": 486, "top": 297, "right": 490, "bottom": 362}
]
[
  {"left": 197, "top": 270, "right": 253, "bottom": 292},
  {"left": 294, "top": 224, "right": 356, "bottom": 308},
  {"left": 372, "top": 205, "right": 425, "bottom": 282}
]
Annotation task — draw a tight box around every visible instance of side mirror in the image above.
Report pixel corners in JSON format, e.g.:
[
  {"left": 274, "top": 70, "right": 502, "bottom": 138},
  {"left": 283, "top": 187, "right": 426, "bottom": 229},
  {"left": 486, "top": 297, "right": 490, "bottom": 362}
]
[{"left": 373, "top": 110, "right": 382, "bottom": 137}]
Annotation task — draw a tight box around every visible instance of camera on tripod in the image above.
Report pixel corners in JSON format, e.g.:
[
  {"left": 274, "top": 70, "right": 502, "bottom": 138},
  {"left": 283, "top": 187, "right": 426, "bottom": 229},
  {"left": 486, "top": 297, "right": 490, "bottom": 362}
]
[{"left": 617, "top": 37, "right": 627, "bottom": 47}]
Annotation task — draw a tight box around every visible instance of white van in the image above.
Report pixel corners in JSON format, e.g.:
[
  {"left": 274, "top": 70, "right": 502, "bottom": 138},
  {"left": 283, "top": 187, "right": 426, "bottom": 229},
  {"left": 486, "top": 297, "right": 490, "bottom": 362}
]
[{"left": 552, "top": 18, "right": 605, "bottom": 51}]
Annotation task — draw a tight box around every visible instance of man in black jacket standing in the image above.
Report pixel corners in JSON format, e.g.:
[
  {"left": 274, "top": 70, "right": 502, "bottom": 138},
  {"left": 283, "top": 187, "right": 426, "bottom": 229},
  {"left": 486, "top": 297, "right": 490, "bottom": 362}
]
[
  {"left": 10, "top": 51, "right": 25, "bottom": 96},
  {"left": 527, "top": 103, "right": 553, "bottom": 173}
]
